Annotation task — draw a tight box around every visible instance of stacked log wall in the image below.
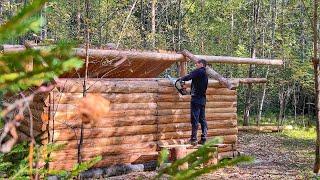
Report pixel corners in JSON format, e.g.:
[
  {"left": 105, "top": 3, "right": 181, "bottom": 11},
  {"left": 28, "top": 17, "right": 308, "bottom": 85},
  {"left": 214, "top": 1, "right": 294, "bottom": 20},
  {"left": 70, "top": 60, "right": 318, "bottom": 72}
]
[{"left": 28, "top": 78, "right": 237, "bottom": 170}]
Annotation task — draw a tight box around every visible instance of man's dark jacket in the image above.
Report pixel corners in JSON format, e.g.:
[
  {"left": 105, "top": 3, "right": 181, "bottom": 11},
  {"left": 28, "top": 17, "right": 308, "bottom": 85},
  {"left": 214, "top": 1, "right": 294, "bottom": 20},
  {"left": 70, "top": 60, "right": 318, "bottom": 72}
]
[{"left": 181, "top": 67, "right": 208, "bottom": 105}]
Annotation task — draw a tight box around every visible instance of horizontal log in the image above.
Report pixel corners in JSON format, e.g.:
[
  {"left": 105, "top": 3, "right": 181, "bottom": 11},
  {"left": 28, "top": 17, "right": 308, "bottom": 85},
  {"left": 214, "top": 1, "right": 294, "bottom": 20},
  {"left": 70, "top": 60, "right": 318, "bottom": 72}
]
[
  {"left": 50, "top": 142, "right": 157, "bottom": 159},
  {"left": 157, "top": 102, "right": 236, "bottom": 109},
  {"left": 52, "top": 144, "right": 234, "bottom": 163},
  {"left": 236, "top": 78, "right": 267, "bottom": 84},
  {"left": 158, "top": 87, "right": 236, "bottom": 95},
  {"left": 54, "top": 115, "right": 158, "bottom": 129},
  {"left": 52, "top": 125, "right": 158, "bottom": 141},
  {"left": 2, "top": 46, "right": 282, "bottom": 65},
  {"left": 50, "top": 93, "right": 157, "bottom": 104},
  {"left": 157, "top": 114, "right": 236, "bottom": 124},
  {"left": 48, "top": 111, "right": 237, "bottom": 126},
  {"left": 51, "top": 112, "right": 237, "bottom": 128},
  {"left": 53, "top": 109, "right": 157, "bottom": 120},
  {"left": 157, "top": 135, "right": 237, "bottom": 146},
  {"left": 157, "top": 108, "right": 237, "bottom": 115},
  {"left": 47, "top": 102, "right": 157, "bottom": 112},
  {"left": 238, "top": 125, "right": 293, "bottom": 132},
  {"left": 157, "top": 121, "right": 237, "bottom": 132},
  {"left": 51, "top": 122, "right": 237, "bottom": 141},
  {"left": 158, "top": 128, "right": 238, "bottom": 140},
  {"left": 56, "top": 79, "right": 159, "bottom": 93},
  {"left": 51, "top": 126, "right": 237, "bottom": 141},
  {"left": 218, "top": 151, "right": 239, "bottom": 160},
  {"left": 156, "top": 94, "right": 236, "bottom": 102},
  {"left": 49, "top": 152, "right": 159, "bottom": 170},
  {"left": 157, "top": 79, "right": 238, "bottom": 88},
  {"left": 48, "top": 93, "right": 236, "bottom": 104},
  {"left": 58, "top": 134, "right": 237, "bottom": 149},
  {"left": 59, "top": 134, "right": 156, "bottom": 148}
]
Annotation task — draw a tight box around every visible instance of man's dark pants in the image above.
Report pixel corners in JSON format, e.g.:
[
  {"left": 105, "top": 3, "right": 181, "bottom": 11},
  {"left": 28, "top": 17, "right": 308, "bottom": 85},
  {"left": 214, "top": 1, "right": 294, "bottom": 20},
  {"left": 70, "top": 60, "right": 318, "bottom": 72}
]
[{"left": 190, "top": 101, "right": 208, "bottom": 142}]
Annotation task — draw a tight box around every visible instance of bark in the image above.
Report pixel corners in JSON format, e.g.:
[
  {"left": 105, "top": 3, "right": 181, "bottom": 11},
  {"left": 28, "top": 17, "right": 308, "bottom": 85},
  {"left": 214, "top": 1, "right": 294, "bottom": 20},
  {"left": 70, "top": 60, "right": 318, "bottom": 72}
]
[
  {"left": 151, "top": 0, "right": 156, "bottom": 49},
  {"left": 243, "top": 0, "right": 260, "bottom": 126},
  {"left": 76, "top": 0, "right": 81, "bottom": 40},
  {"left": 41, "top": 3, "right": 47, "bottom": 40},
  {"left": 313, "top": 0, "right": 320, "bottom": 173}
]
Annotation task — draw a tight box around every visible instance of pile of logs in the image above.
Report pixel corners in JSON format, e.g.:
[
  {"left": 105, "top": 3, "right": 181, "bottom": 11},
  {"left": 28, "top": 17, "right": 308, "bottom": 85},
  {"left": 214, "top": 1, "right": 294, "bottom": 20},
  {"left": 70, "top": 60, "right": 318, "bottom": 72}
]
[{"left": 23, "top": 78, "right": 238, "bottom": 170}]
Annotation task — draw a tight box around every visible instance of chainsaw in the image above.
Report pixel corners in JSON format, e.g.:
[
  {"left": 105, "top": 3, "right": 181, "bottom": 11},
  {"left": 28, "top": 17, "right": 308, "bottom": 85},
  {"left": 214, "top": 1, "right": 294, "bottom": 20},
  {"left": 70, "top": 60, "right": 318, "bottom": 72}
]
[{"left": 167, "top": 75, "right": 189, "bottom": 95}]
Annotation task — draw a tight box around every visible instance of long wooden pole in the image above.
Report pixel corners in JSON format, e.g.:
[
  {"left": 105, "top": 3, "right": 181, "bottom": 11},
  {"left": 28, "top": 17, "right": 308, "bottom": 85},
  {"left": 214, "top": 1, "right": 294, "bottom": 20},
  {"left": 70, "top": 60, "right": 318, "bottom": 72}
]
[
  {"left": 1, "top": 45, "right": 283, "bottom": 65},
  {"left": 180, "top": 50, "right": 233, "bottom": 90},
  {"left": 313, "top": 0, "right": 320, "bottom": 174}
]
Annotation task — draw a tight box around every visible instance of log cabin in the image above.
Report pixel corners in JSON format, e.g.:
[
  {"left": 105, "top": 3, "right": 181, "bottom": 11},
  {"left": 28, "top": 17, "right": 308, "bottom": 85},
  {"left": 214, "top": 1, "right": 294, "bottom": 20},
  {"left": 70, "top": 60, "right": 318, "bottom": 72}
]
[{"left": 2, "top": 46, "right": 282, "bottom": 170}]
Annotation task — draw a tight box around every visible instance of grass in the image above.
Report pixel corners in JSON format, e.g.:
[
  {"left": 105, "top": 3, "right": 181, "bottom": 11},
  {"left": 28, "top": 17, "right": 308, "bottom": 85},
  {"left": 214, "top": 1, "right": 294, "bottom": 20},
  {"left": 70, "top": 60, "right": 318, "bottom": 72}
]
[{"left": 280, "top": 127, "right": 316, "bottom": 141}]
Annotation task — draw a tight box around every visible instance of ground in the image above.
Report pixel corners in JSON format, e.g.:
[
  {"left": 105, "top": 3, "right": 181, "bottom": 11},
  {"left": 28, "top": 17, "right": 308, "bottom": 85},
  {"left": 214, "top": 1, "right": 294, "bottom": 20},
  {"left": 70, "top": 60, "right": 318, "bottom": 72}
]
[{"left": 108, "top": 131, "right": 315, "bottom": 179}]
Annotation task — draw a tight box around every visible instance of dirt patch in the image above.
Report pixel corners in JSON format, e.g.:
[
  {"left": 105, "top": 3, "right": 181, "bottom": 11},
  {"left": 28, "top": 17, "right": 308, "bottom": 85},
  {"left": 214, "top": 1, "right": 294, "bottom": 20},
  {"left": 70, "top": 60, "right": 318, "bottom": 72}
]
[{"left": 107, "top": 132, "right": 315, "bottom": 179}]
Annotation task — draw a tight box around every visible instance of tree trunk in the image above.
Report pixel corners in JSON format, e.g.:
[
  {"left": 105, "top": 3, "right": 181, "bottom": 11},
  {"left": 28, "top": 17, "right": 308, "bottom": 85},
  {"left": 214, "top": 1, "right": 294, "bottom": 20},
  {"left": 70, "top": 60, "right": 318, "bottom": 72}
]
[
  {"left": 243, "top": 0, "right": 260, "bottom": 126},
  {"left": 200, "top": 0, "right": 205, "bottom": 53},
  {"left": 41, "top": 3, "right": 47, "bottom": 40},
  {"left": 313, "top": 0, "right": 320, "bottom": 173},
  {"left": 140, "top": 0, "right": 147, "bottom": 48},
  {"left": 77, "top": 0, "right": 81, "bottom": 40},
  {"left": 151, "top": 0, "right": 156, "bottom": 49},
  {"left": 302, "top": 95, "right": 306, "bottom": 128},
  {"left": 293, "top": 85, "right": 297, "bottom": 122},
  {"left": 257, "top": 66, "right": 269, "bottom": 125}
]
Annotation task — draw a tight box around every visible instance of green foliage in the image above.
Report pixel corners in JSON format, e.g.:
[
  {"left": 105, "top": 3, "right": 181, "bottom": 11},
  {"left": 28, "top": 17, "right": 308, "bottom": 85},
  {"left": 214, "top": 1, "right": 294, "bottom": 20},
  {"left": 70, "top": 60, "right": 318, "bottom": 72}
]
[
  {"left": 0, "top": 0, "right": 46, "bottom": 42},
  {"left": 0, "top": 0, "right": 83, "bottom": 94},
  {"left": 0, "top": 142, "right": 101, "bottom": 179},
  {"left": 156, "top": 137, "right": 253, "bottom": 179}
]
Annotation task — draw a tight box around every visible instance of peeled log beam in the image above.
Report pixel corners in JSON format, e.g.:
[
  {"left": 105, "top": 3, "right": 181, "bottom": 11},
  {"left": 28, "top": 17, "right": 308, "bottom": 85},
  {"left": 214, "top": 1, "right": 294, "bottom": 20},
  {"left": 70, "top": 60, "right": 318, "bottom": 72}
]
[
  {"left": 60, "top": 134, "right": 156, "bottom": 147},
  {"left": 56, "top": 79, "right": 159, "bottom": 93},
  {"left": 180, "top": 50, "right": 233, "bottom": 89},
  {"left": 49, "top": 152, "right": 158, "bottom": 170},
  {"left": 157, "top": 79, "right": 238, "bottom": 88},
  {"left": 157, "top": 114, "right": 236, "bottom": 124},
  {"left": 52, "top": 125, "right": 158, "bottom": 141},
  {"left": 54, "top": 115, "right": 158, "bottom": 129},
  {"left": 51, "top": 93, "right": 157, "bottom": 104},
  {"left": 158, "top": 87, "right": 236, "bottom": 95},
  {"left": 158, "top": 135, "right": 237, "bottom": 146},
  {"left": 58, "top": 134, "right": 236, "bottom": 149},
  {"left": 238, "top": 125, "right": 293, "bottom": 132},
  {"left": 236, "top": 78, "right": 267, "bottom": 84},
  {"left": 52, "top": 123, "right": 237, "bottom": 141},
  {"left": 218, "top": 151, "right": 239, "bottom": 160},
  {"left": 53, "top": 109, "right": 157, "bottom": 119},
  {"left": 157, "top": 102, "right": 236, "bottom": 109},
  {"left": 157, "top": 121, "right": 237, "bottom": 132},
  {"left": 156, "top": 94, "right": 236, "bottom": 102},
  {"left": 158, "top": 128, "right": 238, "bottom": 140},
  {"left": 50, "top": 103, "right": 158, "bottom": 113},
  {"left": 50, "top": 142, "right": 157, "bottom": 159},
  {"left": 158, "top": 107, "right": 237, "bottom": 116},
  {"left": 52, "top": 127, "right": 237, "bottom": 141},
  {"left": 2, "top": 45, "right": 282, "bottom": 65}
]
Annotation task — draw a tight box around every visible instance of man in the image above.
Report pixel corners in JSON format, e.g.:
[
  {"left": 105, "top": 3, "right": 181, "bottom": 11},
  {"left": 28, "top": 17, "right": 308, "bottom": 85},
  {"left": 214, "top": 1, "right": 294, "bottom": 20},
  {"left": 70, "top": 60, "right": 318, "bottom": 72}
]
[{"left": 179, "top": 59, "right": 208, "bottom": 146}]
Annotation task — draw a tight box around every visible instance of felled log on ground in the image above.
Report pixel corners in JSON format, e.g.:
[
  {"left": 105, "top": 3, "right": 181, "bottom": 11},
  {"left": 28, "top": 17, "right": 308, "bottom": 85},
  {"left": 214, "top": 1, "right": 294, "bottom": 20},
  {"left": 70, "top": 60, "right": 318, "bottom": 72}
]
[{"left": 238, "top": 125, "right": 293, "bottom": 132}]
